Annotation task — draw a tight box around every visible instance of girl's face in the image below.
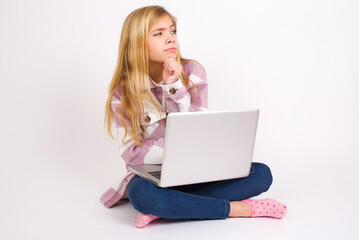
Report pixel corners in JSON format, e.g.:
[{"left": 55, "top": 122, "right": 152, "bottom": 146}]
[{"left": 148, "top": 14, "right": 178, "bottom": 64}]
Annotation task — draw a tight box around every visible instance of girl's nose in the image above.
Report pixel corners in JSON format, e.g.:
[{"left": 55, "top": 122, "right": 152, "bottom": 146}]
[{"left": 167, "top": 35, "right": 175, "bottom": 44}]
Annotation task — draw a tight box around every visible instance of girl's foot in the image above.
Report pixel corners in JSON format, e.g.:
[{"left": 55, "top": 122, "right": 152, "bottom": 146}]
[
  {"left": 134, "top": 212, "right": 160, "bottom": 228},
  {"left": 242, "top": 198, "right": 287, "bottom": 218},
  {"left": 228, "top": 201, "right": 252, "bottom": 217}
]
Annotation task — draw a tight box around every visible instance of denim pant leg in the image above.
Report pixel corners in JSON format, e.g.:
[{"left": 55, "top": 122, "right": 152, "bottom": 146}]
[
  {"left": 128, "top": 176, "right": 230, "bottom": 220},
  {"left": 176, "top": 162, "right": 273, "bottom": 201},
  {"left": 128, "top": 162, "right": 272, "bottom": 219}
]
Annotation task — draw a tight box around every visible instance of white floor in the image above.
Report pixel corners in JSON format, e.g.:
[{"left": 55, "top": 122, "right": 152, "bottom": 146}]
[{"left": 1, "top": 155, "right": 358, "bottom": 240}]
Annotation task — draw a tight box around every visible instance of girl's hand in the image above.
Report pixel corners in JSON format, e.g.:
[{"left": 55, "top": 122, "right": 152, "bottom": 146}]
[{"left": 162, "top": 58, "right": 182, "bottom": 85}]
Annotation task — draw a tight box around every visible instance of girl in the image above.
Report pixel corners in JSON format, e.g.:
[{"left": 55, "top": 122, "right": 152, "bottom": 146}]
[{"left": 101, "top": 5, "right": 287, "bottom": 228}]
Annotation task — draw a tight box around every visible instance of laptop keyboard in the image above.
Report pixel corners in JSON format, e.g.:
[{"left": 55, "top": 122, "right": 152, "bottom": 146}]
[{"left": 148, "top": 171, "right": 161, "bottom": 180}]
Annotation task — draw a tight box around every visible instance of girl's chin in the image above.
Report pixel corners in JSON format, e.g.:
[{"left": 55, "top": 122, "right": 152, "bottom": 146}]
[
  {"left": 164, "top": 50, "right": 177, "bottom": 54},
  {"left": 149, "top": 55, "right": 178, "bottom": 64},
  {"left": 164, "top": 53, "right": 178, "bottom": 59}
]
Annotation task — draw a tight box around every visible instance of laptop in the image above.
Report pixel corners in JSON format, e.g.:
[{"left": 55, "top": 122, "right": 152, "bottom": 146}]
[{"left": 129, "top": 109, "right": 259, "bottom": 187}]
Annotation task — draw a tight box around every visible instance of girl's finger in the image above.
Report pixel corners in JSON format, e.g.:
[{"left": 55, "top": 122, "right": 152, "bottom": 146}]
[
  {"left": 164, "top": 62, "right": 175, "bottom": 72},
  {"left": 163, "top": 57, "right": 173, "bottom": 67},
  {"left": 165, "top": 59, "right": 178, "bottom": 70},
  {"left": 163, "top": 59, "right": 171, "bottom": 69}
]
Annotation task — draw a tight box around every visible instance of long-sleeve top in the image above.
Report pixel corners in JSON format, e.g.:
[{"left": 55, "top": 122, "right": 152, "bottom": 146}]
[{"left": 100, "top": 60, "right": 208, "bottom": 208}]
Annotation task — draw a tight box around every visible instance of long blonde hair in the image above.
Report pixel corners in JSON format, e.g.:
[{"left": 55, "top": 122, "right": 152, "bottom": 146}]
[{"left": 105, "top": 5, "right": 196, "bottom": 146}]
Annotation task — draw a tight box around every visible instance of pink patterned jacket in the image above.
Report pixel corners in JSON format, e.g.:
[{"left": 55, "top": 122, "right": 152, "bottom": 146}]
[{"left": 100, "top": 60, "right": 208, "bottom": 208}]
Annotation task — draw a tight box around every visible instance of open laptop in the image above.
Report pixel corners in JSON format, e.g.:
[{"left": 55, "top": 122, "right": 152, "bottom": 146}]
[{"left": 129, "top": 109, "right": 259, "bottom": 187}]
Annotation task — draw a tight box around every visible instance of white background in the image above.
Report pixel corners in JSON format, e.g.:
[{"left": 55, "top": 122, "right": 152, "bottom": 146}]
[{"left": 0, "top": 0, "right": 358, "bottom": 239}]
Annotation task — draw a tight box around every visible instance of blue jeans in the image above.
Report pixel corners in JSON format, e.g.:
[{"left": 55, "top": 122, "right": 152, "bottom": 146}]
[{"left": 128, "top": 162, "right": 273, "bottom": 219}]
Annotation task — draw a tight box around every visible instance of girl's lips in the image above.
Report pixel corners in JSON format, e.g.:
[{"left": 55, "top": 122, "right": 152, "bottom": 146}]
[{"left": 165, "top": 48, "right": 177, "bottom": 52}]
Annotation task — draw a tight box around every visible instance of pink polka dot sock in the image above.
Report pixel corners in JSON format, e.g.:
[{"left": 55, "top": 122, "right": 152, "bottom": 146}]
[
  {"left": 242, "top": 198, "right": 287, "bottom": 218},
  {"left": 134, "top": 212, "right": 160, "bottom": 228}
]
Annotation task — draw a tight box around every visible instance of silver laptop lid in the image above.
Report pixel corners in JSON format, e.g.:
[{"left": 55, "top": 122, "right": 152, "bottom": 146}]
[{"left": 160, "top": 109, "right": 259, "bottom": 187}]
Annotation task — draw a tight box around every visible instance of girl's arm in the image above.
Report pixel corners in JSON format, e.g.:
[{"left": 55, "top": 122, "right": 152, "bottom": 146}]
[
  {"left": 161, "top": 60, "right": 208, "bottom": 113},
  {"left": 111, "top": 95, "right": 164, "bottom": 166},
  {"left": 115, "top": 126, "right": 164, "bottom": 166},
  {"left": 110, "top": 61, "right": 207, "bottom": 166}
]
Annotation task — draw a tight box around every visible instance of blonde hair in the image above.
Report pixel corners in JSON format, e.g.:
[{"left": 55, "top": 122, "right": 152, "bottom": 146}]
[{"left": 105, "top": 5, "right": 196, "bottom": 146}]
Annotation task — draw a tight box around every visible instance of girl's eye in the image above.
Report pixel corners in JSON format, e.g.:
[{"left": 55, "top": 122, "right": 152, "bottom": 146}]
[{"left": 153, "top": 30, "right": 177, "bottom": 37}]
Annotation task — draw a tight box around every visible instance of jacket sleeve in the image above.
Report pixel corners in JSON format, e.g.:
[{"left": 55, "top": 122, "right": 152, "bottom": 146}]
[
  {"left": 111, "top": 93, "right": 165, "bottom": 166},
  {"left": 160, "top": 61, "right": 208, "bottom": 113},
  {"left": 111, "top": 61, "right": 208, "bottom": 166}
]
